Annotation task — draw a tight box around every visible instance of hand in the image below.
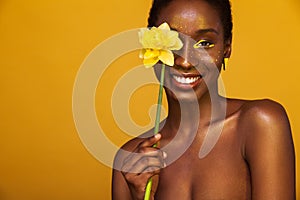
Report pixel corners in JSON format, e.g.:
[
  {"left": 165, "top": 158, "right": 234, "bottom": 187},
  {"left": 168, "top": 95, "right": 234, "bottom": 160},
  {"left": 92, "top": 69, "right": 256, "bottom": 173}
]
[{"left": 121, "top": 134, "right": 167, "bottom": 200}]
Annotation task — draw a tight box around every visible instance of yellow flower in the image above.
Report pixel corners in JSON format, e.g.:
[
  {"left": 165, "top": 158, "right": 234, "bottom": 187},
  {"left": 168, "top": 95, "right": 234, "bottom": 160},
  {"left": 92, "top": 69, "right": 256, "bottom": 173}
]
[{"left": 138, "top": 22, "right": 183, "bottom": 68}]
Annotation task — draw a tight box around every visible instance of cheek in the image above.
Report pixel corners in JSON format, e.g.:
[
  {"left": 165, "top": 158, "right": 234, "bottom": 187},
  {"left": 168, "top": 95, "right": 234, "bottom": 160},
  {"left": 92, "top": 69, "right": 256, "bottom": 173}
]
[
  {"left": 209, "top": 49, "right": 224, "bottom": 70},
  {"left": 198, "top": 50, "right": 223, "bottom": 69},
  {"left": 191, "top": 45, "right": 224, "bottom": 69},
  {"left": 214, "top": 53, "right": 224, "bottom": 67},
  {"left": 196, "top": 49, "right": 223, "bottom": 78}
]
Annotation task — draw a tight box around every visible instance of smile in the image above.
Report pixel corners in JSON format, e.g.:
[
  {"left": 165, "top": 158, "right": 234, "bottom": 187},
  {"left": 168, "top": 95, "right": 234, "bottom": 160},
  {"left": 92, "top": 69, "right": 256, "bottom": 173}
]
[{"left": 172, "top": 75, "right": 201, "bottom": 84}]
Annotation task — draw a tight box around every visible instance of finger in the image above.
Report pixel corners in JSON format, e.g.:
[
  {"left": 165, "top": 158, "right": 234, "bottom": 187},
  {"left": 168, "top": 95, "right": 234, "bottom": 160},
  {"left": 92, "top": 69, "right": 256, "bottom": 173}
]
[
  {"left": 122, "top": 134, "right": 165, "bottom": 173},
  {"left": 123, "top": 134, "right": 162, "bottom": 165},
  {"left": 123, "top": 156, "right": 165, "bottom": 174},
  {"left": 138, "top": 134, "right": 161, "bottom": 148},
  {"left": 140, "top": 166, "right": 161, "bottom": 176},
  {"left": 123, "top": 148, "right": 163, "bottom": 168},
  {"left": 122, "top": 151, "right": 166, "bottom": 174}
]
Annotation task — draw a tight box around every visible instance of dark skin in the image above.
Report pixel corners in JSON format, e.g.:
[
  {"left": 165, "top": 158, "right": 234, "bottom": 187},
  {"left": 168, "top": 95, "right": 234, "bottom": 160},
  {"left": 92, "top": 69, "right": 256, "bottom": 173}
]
[{"left": 112, "top": 0, "right": 295, "bottom": 199}]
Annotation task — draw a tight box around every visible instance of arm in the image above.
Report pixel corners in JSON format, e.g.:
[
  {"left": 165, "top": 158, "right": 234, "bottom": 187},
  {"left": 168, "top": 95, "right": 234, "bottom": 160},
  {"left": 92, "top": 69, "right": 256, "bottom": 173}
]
[
  {"left": 242, "top": 100, "right": 295, "bottom": 199},
  {"left": 112, "top": 166, "right": 132, "bottom": 200}
]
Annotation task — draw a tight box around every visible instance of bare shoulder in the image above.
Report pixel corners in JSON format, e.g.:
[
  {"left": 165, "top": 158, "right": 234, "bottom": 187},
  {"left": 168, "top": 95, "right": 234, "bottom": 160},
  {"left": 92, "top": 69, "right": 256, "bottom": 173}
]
[
  {"left": 235, "top": 98, "right": 294, "bottom": 160},
  {"left": 237, "top": 98, "right": 290, "bottom": 130},
  {"left": 225, "top": 98, "right": 291, "bottom": 141}
]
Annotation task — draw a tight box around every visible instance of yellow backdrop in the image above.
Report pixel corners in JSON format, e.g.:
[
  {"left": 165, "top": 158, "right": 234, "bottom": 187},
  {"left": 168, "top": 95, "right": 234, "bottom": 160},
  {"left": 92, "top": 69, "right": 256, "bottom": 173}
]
[{"left": 0, "top": 0, "right": 299, "bottom": 199}]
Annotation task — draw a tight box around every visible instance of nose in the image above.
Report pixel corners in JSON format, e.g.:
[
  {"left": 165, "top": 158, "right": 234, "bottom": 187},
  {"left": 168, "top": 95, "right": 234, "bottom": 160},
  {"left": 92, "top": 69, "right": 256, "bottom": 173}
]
[
  {"left": 174, "top": 55, "right": 192, "bottom": 69},
  {"left": 174, "top": 38, "right": 197, "bottom": 69}
]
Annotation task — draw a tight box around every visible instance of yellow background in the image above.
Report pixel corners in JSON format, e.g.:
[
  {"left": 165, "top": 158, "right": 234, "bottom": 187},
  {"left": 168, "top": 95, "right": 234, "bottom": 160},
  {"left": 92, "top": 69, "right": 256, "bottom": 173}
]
[{"left": 0, "top": 0, "right": 299, "bottom": 199}]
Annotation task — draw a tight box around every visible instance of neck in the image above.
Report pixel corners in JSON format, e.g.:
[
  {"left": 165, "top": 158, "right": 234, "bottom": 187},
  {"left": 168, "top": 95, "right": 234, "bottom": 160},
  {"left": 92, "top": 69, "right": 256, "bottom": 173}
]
[{"left": 162, "top": 87, "right": 226, "bottom": 139}]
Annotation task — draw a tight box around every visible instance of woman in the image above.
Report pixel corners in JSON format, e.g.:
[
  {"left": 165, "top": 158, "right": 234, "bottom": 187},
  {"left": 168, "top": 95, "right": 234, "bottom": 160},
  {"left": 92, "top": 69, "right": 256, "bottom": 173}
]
[{"left": 112, "top": 0, "right": 295, "bottom": 199}]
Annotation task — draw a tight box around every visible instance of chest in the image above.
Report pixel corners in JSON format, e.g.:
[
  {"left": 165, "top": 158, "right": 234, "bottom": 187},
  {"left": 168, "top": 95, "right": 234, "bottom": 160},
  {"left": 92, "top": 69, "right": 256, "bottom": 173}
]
[{"left": 155, "top": 126, "right": 251, "bottom": 199}]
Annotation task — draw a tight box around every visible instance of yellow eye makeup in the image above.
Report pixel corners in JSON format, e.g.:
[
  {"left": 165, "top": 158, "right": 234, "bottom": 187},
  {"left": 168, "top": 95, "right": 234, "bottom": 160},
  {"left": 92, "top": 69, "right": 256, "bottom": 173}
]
[{"left": 193, "top": 39, "right": 215, "bottom": 49}]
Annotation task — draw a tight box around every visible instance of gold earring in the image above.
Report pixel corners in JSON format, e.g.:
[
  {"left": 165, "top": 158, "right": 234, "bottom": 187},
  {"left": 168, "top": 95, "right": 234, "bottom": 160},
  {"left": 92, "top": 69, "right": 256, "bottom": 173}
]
[{"left": 223, "top": 58, "right": 229, "bottom": 70}]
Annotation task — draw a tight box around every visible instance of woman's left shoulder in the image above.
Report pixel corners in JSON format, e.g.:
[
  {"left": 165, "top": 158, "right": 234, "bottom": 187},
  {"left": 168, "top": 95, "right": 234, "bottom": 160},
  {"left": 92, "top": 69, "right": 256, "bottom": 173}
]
[
  {"left": 238, "top": 99, "right": 289, "bottom": 125},
  {"left": 236, "top": 98, "right": 292, "bottom": 141}
]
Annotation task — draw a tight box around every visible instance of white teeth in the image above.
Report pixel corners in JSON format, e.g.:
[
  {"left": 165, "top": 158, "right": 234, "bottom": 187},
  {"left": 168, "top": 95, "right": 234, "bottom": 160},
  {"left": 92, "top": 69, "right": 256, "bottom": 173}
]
[{"left": 173, "top": 75, "right": 200, "bottom": 84}]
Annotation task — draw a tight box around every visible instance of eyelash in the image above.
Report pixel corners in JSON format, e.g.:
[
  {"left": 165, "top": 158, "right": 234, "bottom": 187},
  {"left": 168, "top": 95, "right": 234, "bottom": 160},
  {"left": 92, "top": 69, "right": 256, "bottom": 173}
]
[{"left": 193, "top": 40, "right": 215, "bottom": 49}]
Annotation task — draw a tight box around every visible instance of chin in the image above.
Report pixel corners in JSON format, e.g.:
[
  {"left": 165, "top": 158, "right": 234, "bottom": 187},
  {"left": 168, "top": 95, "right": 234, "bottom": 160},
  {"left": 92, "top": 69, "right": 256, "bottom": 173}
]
[{"left": 165, "top": 86, "right": 208, "bottom": 104}]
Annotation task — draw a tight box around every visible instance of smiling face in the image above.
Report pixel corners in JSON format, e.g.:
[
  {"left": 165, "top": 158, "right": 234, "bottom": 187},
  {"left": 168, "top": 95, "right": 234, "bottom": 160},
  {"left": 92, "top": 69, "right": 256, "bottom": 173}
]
[{"left": 153, "top": 0, "right": 231, "bottom": 102}]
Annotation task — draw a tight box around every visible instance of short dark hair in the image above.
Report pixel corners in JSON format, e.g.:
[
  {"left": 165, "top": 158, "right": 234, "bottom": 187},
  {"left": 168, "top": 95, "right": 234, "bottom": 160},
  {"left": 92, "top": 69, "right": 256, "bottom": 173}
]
[{"left": 147, "top": 0, "right": 233, "bottom": 42}]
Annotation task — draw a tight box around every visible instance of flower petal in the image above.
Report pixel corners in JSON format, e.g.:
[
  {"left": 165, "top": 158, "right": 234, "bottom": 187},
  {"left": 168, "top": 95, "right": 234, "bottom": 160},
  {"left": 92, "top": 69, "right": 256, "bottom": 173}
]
[
  {"left": 138, "top": 28, "right": 147, "bottom": 45},
  {"left": 139, "top": 49, "right": 146, "bottom": 59},
  {"left": 143, "top": 49, "right": 160, "bottom": 59},
  {"left": 143, "top": 57, "right": 159, "bottom": 68},
  {"left": 158, "top": 22, "right": 170, "bottom": 31},
  {"left": 159, "top": 50, "right": 174, "bottom": 66},
  {"left": 173, "top": 37, "right": 183, "bottom": 50}
]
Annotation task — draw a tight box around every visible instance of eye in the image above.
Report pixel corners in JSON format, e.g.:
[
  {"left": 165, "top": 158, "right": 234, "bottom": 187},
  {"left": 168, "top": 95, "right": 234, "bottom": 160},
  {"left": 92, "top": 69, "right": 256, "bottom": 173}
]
[{"left": 193, "top": 40, "right": 215, "bottom": 49}]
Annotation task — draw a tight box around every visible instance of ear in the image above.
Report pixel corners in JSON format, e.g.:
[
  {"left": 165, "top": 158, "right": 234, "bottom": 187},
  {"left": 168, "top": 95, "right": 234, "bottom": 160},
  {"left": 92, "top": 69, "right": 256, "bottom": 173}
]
[{"left": 224, "top": 38, "right": 232, "bottom": 58}]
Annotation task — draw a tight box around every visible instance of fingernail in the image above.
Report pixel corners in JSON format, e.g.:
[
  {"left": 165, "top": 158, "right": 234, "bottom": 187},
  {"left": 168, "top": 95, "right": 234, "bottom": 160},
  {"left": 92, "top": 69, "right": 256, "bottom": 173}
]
[
  {"left": 155, "top": 134, "right": 161, "bottom": 139},
  {"left": 163, "top": 162, "right": 167, "bottom": 168},
  {"left": 163, "top": 152, "right": 167, "bottom": 158}
]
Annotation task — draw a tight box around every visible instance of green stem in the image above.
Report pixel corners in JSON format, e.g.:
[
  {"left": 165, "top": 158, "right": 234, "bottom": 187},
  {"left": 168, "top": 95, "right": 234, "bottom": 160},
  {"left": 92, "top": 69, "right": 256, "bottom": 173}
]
[{"left": 144, "top": 64, "right": 165, "bottom": 200}]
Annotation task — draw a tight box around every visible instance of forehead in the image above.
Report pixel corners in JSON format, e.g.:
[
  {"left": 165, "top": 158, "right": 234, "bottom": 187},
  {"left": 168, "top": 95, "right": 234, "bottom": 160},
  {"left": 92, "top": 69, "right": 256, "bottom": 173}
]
[{"left": 155, "top": 0, "right": 223, "bottom": 36}]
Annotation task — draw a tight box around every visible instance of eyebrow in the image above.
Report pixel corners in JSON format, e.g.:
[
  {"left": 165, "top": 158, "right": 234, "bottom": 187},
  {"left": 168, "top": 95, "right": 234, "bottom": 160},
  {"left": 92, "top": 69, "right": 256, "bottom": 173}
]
[
  {"left": 171, "top": 27, "right": 219, "bottom": 35},
  {"left": 196, "top": 28, "right": 219, "bottom": 35}
]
